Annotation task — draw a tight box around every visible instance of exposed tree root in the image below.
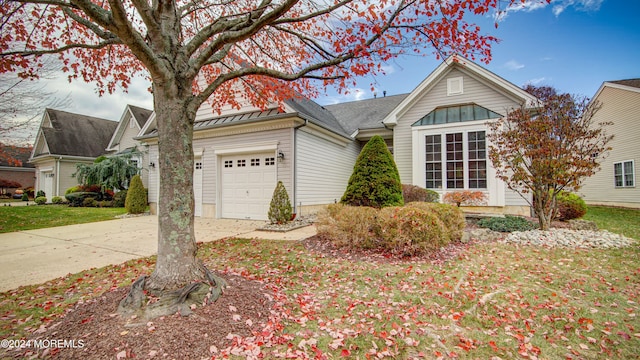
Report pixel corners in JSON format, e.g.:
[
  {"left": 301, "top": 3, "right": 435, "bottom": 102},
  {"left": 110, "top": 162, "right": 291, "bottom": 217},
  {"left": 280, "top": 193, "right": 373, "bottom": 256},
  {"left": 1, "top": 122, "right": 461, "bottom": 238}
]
[{"left": 117, "top": 267, "right": 226, "bottom": 323}]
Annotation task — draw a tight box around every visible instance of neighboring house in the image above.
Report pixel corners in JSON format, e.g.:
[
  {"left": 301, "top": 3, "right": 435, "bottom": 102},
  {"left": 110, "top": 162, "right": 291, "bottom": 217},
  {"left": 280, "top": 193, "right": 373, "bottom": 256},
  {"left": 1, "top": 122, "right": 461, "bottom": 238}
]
[
  {"left": 580, "top": 79, "right": 640, "bottom": 209},
  {"left": 29, "top": 106, "right": 153, "bottom": 197},
  {"left": 105, "top": 105, "right": 154, "bottom": 188},
  {"left": 138, "top": 55, "right": 538, "bottom": 220},
  {"left": 0, "top": 145, "right": 35, "bottom": 194}
]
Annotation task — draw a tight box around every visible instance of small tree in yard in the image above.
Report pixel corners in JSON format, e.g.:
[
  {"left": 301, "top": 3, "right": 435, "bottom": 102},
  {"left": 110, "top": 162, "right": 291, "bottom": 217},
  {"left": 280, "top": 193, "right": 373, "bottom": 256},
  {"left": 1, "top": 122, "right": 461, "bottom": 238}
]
[
  {"left": 488, "top": 85, "right": 613, "bottom": 230},
  {"left": 268, "top": 181, "right": 293, "bottom": 224},
  {"left": 125, "top": 175, "right": 147, "bottom": 215},
  {"left": 74, "top": 152, "right": 140, "bottom": 192},
  {"left": 342, "top": 135, "right": 403, "bottom": 208}
]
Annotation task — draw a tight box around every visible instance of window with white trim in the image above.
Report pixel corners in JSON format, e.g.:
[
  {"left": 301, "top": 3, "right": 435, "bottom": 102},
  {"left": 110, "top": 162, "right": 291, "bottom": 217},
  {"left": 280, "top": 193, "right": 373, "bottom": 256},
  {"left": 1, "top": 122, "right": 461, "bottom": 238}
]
[
  {"left": 195, "top": 162, "right": 202, "bottom": 170},
  {"left": 424, "top": 130, "right": 487, "bottom": 190},
  {"left": 250, "top": 158, "right": 260, "bottom": 166},
  {"left": 224, "top": 160, "right": 233, "bottom": 168},
  {"left": 265, "top": 157, "right": 275, "bottom": 166},
  {"left": 614, "top": 160, "right": 635, "bottom": 187},
  {"left": 237, "top": 159, "right": 246, "bottom": 167}
]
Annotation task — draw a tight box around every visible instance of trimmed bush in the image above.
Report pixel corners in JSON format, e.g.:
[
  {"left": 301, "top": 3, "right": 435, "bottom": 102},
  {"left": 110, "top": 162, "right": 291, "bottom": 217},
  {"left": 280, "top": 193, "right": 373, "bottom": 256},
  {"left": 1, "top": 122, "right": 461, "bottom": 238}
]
[
  {"left": 82, "top": 197, "right": 98, "bottom": 207},
  {"left": 36, "top": 190, "right": 46, "bottom": 198},
  {"left": 51, "top": 196, "right": 65, "bottom": 204},
  {"left": 405, "top": 202, "right": 465, "bottom": 242},
  {"left": 21, "top": 193, "right": 28, "bottom": 201},
  {"left": 125, "top": 175, "right": 147, "bottom": 214},
  {"left": 374, "top": 206, "right": 447, "bottom": 256},
  {"left": 318, "top": 202, "right": 461, "bottom": 257},
  {"left": 477, "top": 215, "right": 538, "bottom": 232},
  {"left": 113, "top": 190, "right": 128, "bottom": 207},
  {"left": 65, "top": 192, "right": 100, "bottom": 207},
  {"left": 34, "top": 196, "right": 47, "bottom": 205},
  {"left": 402, "top": 184, "right": 439, "bottom": 203},
  {"left": 341, "top": 135, "right": 403, "bottom": 208},
  {"left": 443, "top": 190, "right": 487, "bottom": 207},
  {"left": 99, "top": 200, "right": 113, "bottom": 208},
  {"left": 317, "top": 204, "right": 379, "bottom": 249},
  {"left": 555, "top": 192, "right": 587, "bottom": 221},
  {"left": 268, "top": 181, "right": 293, "bottom": 224},
  {"left": 65, "top": 185, "right": 83, "bottom": 195}
]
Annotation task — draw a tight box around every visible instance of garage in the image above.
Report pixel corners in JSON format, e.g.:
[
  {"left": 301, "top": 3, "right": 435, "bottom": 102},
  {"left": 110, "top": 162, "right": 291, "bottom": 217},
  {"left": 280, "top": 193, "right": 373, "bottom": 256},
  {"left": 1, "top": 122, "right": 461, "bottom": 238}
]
[{"left": 220, "top": 152, "right": 277, "bottom": 220}]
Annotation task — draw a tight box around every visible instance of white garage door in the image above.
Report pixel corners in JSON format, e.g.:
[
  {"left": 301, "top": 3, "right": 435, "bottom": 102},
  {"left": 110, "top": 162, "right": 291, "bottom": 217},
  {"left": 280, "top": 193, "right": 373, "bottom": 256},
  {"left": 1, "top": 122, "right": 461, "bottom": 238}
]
[{"left": 220, "top": 153, "right": 277, "bottom": 220}]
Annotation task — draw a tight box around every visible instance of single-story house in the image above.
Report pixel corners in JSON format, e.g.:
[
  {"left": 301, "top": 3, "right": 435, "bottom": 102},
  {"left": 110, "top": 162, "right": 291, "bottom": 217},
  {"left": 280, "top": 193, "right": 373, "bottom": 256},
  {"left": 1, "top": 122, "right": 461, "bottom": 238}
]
[
  {"left": 29, "top": 105, "right": 153, "bottom": 197},
  {"left": 137, "top": 55, "right": 539, "bottom": 220},
  {"left": 0, "top": 145, "right": 35, "bottom": 194},
  {"left": 580, "top": 79, "right": 640, "bottom": 209}
]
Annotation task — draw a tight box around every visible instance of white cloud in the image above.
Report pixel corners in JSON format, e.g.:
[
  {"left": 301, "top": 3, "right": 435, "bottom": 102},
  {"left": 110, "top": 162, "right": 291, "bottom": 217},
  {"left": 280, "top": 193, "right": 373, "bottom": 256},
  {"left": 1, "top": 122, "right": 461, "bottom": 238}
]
[
  {"left": 495, "top": 0, "right": 604, "bottom": 21},
  {"left": 322, "top": 87, "right": 370, "bottom": 104},
  {"left": 525, "top": 77, "right": 548, "bottom": 85},
  {"left": 504, "top": 60, "right": 525, "bottom": 70}
]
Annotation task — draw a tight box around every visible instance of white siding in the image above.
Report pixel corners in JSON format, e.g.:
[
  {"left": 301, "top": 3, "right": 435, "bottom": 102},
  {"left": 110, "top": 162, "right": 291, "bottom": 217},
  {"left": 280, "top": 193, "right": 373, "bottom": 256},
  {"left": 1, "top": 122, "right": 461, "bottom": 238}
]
[
  {"left": 395, "top": 67, "right": 526, "bottom": 207},
  {"left": 581, "top": 86, "right": 640, "bottom": 207},
  {"left": 394, "top": 68, "right": 522, "bottom": 184},
  {"left": 295, "top": 129, "right": 361, "bottom": 206},
  {"left": 198, "top": 128, "right": 293, "bottom": 207}
]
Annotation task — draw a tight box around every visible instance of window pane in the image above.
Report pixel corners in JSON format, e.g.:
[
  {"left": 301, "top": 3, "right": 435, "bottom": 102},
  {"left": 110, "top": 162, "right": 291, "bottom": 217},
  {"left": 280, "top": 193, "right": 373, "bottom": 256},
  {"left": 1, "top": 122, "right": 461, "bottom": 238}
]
[
  {"left": 447, "top": 106, "right": 460, "bottom": 123},
  {"left": 425, "top": 135, "right": 442, "bottom": 188},
  {"left": 614, "top": 163, "right": 623, "bottom": 187}
]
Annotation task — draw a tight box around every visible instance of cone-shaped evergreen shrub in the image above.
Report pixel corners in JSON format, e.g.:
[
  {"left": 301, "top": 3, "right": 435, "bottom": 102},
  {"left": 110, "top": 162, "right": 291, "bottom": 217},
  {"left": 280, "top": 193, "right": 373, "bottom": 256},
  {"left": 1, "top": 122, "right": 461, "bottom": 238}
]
[
  {"left": 268, "top": 181, "right": 293, "bottom": 224},
  {"left": 341, "top": 135, "right": 403, "bottom": 208},
  {"left": 125, "top": 174, "right": 147, "bottom": 214}
]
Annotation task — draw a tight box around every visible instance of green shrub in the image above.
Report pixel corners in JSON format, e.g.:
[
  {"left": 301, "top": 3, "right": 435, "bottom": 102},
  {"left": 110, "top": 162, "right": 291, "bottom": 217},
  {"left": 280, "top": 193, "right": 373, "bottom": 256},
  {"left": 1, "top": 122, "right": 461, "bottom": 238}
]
[
  {"left": 82, "top": 197, "right": 97, "bottom": 207},
  {"left": 21, "top": 193, "right": 28, "bottom": 201},
  {"left": 34, "top": 196, "right": 47, "bottom": 205},
  {"left": 51, "top": 196, "right": 65, "bottom": 204},
  {"left": 317, "top": 204, "right": 379, "bottom": 249},
  {"left": 374, "top": 206, "right": 447, "bottom": 256},
  {"left": 65, "top": 192, "right": 100, "bottom": 207},
  {"left": 99, "top": 200, "right": 113, "bottom": 208},
  {"left": 477, "top": 215, "right": 538, "bottom": 232},
  {"left": 125, "top": 175, "right": 147, "bottom": 214},
  {"left": 402, "top": 184, "right": 439, "bottom": 203},
  {"left": 405, "top": 202, "right": 465, "bottom": 242},
  {"left": 555, "top": 192, "right": 587, "bottom": 221},
  {"left": 268, "top": 181, "right": 293, "bottom": 224},
  {"left": 341, "top": 135, "right": 403, "bottom": 208},
  {"left": 65, "top": 185, "right": 83, "bottom": 195},
  {"left": 112, "top": 190, "right": 128, "bottom": 207},
  {"left": 318, "top": 203, "right": 458, "bottom": 257},
  {"left": 36, "top": 190, "right": 46, "bottom": 198}
]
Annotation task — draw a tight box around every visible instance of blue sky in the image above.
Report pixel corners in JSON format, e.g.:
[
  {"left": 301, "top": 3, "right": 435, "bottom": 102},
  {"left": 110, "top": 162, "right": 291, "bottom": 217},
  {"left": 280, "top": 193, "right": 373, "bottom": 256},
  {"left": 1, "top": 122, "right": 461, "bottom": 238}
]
[
  {"left": 319, "top": 0, "right": 640, "bottom": 104},
  {"left": 5, "top": 0, "right": 639, "bottom": 143}
]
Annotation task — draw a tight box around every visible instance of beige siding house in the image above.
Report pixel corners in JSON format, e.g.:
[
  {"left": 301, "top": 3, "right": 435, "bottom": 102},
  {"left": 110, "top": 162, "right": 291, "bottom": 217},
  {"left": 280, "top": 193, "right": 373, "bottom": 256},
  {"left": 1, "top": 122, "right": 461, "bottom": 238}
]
[
  {"left": 138, "top": 55, "right": 540, "bottom": 220},
  {"left": 383, "top": 56, "right": 538, "bottom": 215},
  {"left": 29, "top": 106, "right": 153, "bottom": 198},
  {"left": 580, "top": 80, "right": 640, "bottom": 208}
]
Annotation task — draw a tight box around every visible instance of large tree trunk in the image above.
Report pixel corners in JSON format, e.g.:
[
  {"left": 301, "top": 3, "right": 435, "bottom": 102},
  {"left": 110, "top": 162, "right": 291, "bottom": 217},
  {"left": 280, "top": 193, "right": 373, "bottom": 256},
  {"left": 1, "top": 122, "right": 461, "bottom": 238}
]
[{"left": 118, "top": 78, "right": 225, "bottom": 320}]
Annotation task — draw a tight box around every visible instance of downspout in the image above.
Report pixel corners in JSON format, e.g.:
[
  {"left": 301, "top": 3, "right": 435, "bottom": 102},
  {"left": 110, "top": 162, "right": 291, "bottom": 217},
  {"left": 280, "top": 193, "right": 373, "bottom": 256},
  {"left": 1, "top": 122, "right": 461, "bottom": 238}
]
[
  {"left": 292, "top": 118, "right": 308, "bottom": 216},
  {"left": 56, "top": 156, "right": 62, "bottom": 196}
]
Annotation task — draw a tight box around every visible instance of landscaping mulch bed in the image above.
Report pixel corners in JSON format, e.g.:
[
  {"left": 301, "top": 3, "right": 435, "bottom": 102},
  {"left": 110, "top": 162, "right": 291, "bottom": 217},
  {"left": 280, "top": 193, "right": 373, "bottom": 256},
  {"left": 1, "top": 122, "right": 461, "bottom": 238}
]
[{"left": 4, "top": 274, "right": 272, "bottom": 360}]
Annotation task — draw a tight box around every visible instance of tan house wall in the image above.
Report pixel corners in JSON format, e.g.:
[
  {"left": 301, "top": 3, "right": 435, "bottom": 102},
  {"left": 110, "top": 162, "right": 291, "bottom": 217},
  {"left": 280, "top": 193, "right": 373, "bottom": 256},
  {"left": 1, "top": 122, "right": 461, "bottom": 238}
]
[{"left": 581, "top": 86, "right": 640, "bottom": 208}]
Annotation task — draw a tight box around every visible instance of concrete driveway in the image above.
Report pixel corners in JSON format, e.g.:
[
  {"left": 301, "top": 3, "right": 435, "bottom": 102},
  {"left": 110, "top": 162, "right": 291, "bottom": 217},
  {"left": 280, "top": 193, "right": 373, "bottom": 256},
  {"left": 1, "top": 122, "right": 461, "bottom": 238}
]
[{"left": 0, "top": 215, "right": 316, "bottom": 292}]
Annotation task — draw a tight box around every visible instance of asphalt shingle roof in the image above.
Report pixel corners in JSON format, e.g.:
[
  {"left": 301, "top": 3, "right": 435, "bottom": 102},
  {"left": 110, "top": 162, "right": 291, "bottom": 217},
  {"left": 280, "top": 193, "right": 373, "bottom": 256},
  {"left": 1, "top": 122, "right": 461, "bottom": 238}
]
[
  {"left": 610, "top": 79, "right": 640, "bottom": 89},
  {"left": 324, "top": 94, "right": 409, "bottom": 134},
  {"left": 128, "top": 105, "right": 153, "bottom": 127},
  {"left": 41, "top": 109, "right": 118, "bottom": 157}
]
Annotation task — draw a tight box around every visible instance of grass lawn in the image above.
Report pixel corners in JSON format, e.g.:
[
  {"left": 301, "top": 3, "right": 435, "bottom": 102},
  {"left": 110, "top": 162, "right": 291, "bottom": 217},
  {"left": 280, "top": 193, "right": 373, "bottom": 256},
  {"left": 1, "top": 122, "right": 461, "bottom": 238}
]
[
  {"left": 583, "top": 205, "right": 640, "bottom": 240},
  {"left": 0, "top": 206, "right": 638, "bottom": 358},
  {"left": 0, "top": 205, "right": 127, "bottom": 233}
]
